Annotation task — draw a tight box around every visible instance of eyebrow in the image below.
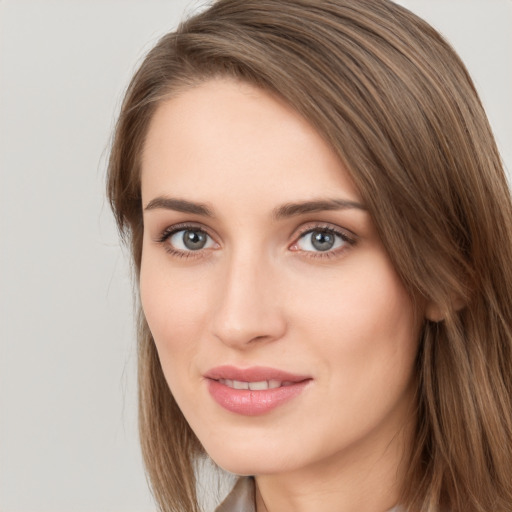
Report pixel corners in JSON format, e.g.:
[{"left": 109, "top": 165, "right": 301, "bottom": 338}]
[
  {"left": 143, "top": 196, "right": 366, "bottom": 219},
  {"left": 272, "top": 198, "right": 366, "bottom": 220},
  {"left": 144, "top": 197, "right": 214, "bottom": 217}
]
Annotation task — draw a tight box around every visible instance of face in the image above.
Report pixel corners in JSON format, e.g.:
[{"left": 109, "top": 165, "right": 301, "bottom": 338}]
[{"left": 140, "top": 79, "right": 422, "bottom": 478}]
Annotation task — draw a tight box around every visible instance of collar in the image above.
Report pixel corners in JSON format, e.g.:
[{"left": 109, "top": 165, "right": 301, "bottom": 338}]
[
  {"left": 215, "top": 477, "right": 404, "bottom": 512},
  {"left": 215, "top": 477, "right": 256, "bottom": 512}
]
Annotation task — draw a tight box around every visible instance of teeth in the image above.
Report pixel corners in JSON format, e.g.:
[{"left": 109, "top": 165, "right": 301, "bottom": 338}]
[
  {"left": 248, "top": 380, "right": 268, "bottom": 390},
  {"left": 219, "top": 379, "right": 283, "bottom": 390}
]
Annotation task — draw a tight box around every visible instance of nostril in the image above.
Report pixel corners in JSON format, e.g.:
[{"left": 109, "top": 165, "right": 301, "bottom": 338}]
[{"left": 250, "top": 335, "right": 271, "bottom": 343}]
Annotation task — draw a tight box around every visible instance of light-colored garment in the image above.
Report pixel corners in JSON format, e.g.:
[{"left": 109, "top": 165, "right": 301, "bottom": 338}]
[
  {"left": 215, "top": 477, "right": 403, "bottom": 512},
  {"left": 215, "top": 477, "right": 256, "bottom": 512}
]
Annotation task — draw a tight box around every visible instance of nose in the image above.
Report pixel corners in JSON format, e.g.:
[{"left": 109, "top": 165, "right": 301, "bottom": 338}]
[{"left": 211, "top": 251, "right": 287, "bottom": 349}]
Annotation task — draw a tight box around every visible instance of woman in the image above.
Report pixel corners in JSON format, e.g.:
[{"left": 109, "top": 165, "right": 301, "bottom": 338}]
[{"left": 107, "top": 0, "right": 512, "bottom": 511}]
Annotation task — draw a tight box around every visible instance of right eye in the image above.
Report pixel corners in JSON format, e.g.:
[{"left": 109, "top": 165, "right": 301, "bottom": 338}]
[{"left": 166, "top": 228, "right": 216, "bottom": 252}]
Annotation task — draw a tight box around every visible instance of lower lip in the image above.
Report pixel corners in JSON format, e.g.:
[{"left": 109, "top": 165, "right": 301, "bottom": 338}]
[{"left": 206, "top": 379, "right": 310, "bottom": 416}]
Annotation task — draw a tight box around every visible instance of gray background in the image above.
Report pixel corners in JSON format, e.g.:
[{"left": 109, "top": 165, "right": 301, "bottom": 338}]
[{"left": 1, "top": 1, "right": 510, "bottom": 511}]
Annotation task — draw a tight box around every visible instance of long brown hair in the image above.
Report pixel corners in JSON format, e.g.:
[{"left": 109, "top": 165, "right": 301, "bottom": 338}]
[{"left": 107, "top": 1, "right": 512, "bottom": 510}]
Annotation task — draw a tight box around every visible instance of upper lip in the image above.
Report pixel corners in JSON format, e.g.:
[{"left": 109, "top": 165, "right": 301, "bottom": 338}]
[{"left": 204, "top": 365, "right": 311, "bottom": 383}]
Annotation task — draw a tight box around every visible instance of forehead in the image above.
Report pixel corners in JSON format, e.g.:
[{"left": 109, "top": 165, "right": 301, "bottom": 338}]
[{"left": 141, "top": 78, "right": 361, "bottom": 209}]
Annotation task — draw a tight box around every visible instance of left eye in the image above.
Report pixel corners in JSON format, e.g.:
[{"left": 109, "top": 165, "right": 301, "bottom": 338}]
[
  {"left": 168, "top": 229, "right": 216, "bottom": 251},
  {"left": 296, "top": 229, "right": 347, "bottom": 252}
]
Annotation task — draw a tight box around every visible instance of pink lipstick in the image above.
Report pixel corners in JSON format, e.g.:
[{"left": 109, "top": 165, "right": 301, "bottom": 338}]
[{"left": 204, "top": 366, "right": 311, "bottom": 416}]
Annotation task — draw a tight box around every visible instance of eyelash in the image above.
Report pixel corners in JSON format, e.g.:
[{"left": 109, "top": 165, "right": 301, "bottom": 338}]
[
  {"left": 156, "top": 223, "right": 216, "bottom": 259},
  {"left": 155, "top": 222, "right": 357, "bottom": 260},
  {"left": 290, "top": 224, "right": 357, "bottom": 260}
]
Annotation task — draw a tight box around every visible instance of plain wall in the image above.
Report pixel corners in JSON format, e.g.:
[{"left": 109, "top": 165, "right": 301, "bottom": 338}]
[{"left": 0, "top": 1, "right": 510, "bottom": 511}]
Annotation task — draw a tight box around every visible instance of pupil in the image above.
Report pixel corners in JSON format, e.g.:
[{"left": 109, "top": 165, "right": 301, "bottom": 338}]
[
  {"left": 183, "top": 230, "right": 207, "bottom": 250},
  {"left": 312, "top": 231, "right": 334, "bottom": 251}
]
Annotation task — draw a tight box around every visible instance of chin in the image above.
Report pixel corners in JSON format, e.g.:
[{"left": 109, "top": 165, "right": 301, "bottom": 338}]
[{"left": 201, "top": 438, "right": 302, "bottom": 477}]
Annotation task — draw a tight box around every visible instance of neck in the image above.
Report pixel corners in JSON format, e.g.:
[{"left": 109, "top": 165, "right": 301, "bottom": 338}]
[{"left": 254, "top": 418, "right": 413, "bottom": 512}]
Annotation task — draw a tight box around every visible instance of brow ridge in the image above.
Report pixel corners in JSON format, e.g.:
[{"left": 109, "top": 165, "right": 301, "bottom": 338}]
[
  {"left": 144, "top": 197, "right": 214, "bottom": 217},
  {"left": 273, "top": 198, "right": 366, "bottom": 220},
  {"left": 144, "top": 196, "right": 365, "bottom": 220}
]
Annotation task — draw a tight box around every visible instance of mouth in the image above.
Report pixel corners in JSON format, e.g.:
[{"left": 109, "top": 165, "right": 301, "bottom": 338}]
[
  {"left": 216, "top": 379, "right": 296, "bottom": 390},
  {"left": 204, "top": 366, "right": 311, "bottom": 416}
]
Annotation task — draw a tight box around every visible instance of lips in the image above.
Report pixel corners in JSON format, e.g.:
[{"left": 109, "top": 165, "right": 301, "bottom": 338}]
[{"left": 204, "top": 366, "right": 311, "bottom": 416}]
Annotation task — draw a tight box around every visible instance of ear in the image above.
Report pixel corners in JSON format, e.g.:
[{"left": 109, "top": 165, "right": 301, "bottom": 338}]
[
  {"left": 425, "top": 296, "right": 465, "bottom": 322},
  {"left": 425, "top": 302, "right": 444, "bottom": 322}
]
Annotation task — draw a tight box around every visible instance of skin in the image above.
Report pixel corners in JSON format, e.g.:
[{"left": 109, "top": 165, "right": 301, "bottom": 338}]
[{"left": 140, "top": 78, "right": 424, "bottom": 512}]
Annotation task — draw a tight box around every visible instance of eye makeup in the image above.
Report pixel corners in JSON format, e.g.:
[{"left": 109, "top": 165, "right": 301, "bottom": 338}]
[
  {"left": 155, "top": 222, "right": 219, "bottom": 259},
  {"left": 153, "top": 220, "right": 358, "bottom": 262},
  {"left": 289, "top": 222, "right": 358, "bottom": 260}
]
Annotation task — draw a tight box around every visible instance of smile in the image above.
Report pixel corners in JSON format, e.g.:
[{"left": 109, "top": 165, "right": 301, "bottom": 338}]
[
  {"left": 217, "top": 379, "right": 294, "bottom": 390},
  {"left": 205, "top": 366, "right": 311, "bottom": 416}
]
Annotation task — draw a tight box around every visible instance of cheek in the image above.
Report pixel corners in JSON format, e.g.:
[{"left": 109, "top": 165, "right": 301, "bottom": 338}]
[
  {"left": 292, "top": 254, "right": 420, "bottom": 382},
  {"left": 139, "top": 251, "right": 211, "bottom": 366},
  {"left": 288, "top": 259, "right": 420, "bottom": 450},
  {"left": 139, "top": 261, "right": 214, "bottom": 412},
  {"left": 297, "top": 255, "right": 415, "bottom": 329}
]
